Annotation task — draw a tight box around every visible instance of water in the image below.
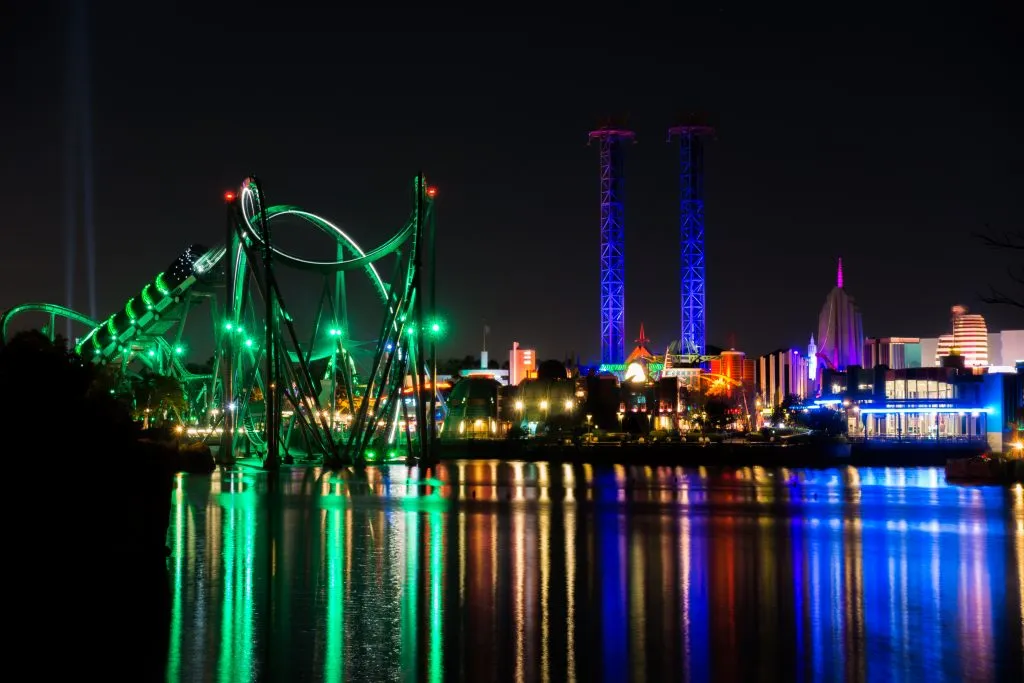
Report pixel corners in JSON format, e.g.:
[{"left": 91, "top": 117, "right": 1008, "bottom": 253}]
[{"left": 166, "top": 463, "right": 1024, "bottom": 682}]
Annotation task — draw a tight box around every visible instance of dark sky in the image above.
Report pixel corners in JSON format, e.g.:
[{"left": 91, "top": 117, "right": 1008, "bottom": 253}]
[{"left": 2, "top": 3, "right": 1021, "bottom": 363}]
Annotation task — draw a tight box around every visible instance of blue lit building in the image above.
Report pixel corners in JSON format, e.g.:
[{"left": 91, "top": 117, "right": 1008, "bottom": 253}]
[{"left": 813, "top": 363, "right": 1023, "bottom": 453}]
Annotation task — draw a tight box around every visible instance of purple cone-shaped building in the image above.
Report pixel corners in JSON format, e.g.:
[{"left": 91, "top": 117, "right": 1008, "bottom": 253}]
[{"left": 816, "top": 258, "right": 864, "bottom": 371}]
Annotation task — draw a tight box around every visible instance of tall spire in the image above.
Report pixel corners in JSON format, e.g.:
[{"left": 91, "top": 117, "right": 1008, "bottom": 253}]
[
  {"left": 636, "top": 322, "right": 649, "bottom": 346},
  {"left": 837, "top": 257, "right": 844, "bottom": 289}
]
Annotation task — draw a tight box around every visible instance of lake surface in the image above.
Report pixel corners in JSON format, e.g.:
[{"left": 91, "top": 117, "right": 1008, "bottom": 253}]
[{"left": 165, "top": 463, "right": 1024, "bottom": 682}]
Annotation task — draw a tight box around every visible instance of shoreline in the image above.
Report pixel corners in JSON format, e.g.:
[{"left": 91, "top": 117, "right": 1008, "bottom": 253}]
[
  {"left": 210, "top": 439, "right": 1018, "bottom": 478},
  {"left": 435, "top": 438, "right": 990, "bottom": 469}
]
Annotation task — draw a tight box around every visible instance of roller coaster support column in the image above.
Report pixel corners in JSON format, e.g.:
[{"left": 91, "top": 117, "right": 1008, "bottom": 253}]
[
  {"left": 412, "top": 173, "right": 429, "bottom": 465},
  {"left": 428, "top": 184, "right": 438, "bottom": 461},
  {"left": 222, "top": 192, "right": 240, "bottom": 461},
  {"left": 258, "top": 178, "right": 280, "bottom": 470},
  {"left": 330, "top": 243, "right": 345, "bottom": 434}
]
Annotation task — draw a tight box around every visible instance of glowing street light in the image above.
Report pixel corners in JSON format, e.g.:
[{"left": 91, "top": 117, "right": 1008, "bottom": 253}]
[{"left": 425, "top": 317, "right": 447, "bottom": 339}]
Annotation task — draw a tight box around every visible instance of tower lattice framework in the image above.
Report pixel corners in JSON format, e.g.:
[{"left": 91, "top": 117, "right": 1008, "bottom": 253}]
[
  {"left": 669, "top": 124, "right": 714, "bottom": 359},
  {"left": 589, "top": 126, "right": 635, "bottom": 365}
]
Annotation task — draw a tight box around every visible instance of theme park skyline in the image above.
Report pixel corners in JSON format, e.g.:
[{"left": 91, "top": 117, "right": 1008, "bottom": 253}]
[{"left": 2, "top": 5, "right": 1021, "bottom": 361}]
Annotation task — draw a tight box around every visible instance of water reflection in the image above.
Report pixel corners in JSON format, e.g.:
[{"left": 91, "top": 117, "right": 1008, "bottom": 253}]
[{"left": 167, "top": 465, "right": 1024, "bottom": 682}]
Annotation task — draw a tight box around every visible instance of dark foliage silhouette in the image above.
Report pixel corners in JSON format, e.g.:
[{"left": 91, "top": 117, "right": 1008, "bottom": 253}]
[{"left": 1, "top": 331, "right": 172, "bottom": 680}]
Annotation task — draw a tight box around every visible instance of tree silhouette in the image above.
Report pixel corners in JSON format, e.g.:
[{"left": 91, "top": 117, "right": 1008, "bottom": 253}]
[
  {"left": 703, "top": 398, "right": 731, "bottom": 430},
  {"left": 2, "top": 329, "right": 172, "bottom": 676},
  {"left": 0, "top": 329, "right": 134, "bottom": 436},
  {"left": 128, "top": 368, "right": 188, "bottom": 424},
  {"left": 536, "top": 359, "right": 568, "bottom": 381},
  {"left": 771, "top": 393, "right": 801, "bottom": 426},
  {"left": 975, "top": 229, "right": 1024, "bottom": 309}
]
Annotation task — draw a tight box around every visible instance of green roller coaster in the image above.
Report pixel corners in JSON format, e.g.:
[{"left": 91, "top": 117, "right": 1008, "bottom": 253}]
[{"left": 0, "top": 175, "right": 442, "bottom": 468}]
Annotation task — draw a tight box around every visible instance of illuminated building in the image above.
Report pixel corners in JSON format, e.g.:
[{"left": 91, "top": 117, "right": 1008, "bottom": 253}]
[
  {"left": 756, "top": 349, "right": 809, "bottom": 408},
  {"left": 936, "top": 334, "right": 955, "bottom": 364},
  {"left": 814, "top": 364, "right": 1022, "bottom": 452},
  {"left": 460, "top": 340, "right": 509, "bottom": 385},
  {"left": 934, "top": 306, "right": 988, "bottom": 367},
  {"left": 597, "top": 324, "right": 667, "bottom": 382},
  {"left": 920, "top": 328, "right": 1022, "bottom": 368},
  {"left": 863, "top": 337, "right": 921, "bottom": 370},
  {"left": 807, "top": 335, "right": 818, "bottom": 381},
  {"left": 506, "top": 377, "right": 577, "bottom": 434},
  {"left": 816, "top": 258, "right": 864, "bottom": 371},
  {"left": 987, "top": 329, "right": 1024, "bottom": 367},
  {"left": 709, "top": 349, "right": 743, "bottom": 382},
  {"left": 508, "top": 341, "right": 536, "bottom": 386},
  {"left": 460, "top": 366, "right": 509, "bottom": 385},
  {"left": 708, "top": 349, "right": 754, "bottom": 399},
  {"left": 442, "top": 377, "right": 502, "bottom": 439},
  {"left": 625, "top": 323, "right": 655, "bottom": 364}
]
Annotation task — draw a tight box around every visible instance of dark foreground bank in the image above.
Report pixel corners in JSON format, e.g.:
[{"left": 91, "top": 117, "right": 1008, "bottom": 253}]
[{"left": 2, "top": 332, "right": 174, "bottom": 681}]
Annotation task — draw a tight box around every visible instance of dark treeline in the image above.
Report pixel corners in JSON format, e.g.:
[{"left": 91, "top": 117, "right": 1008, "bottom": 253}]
[{"left": 0, "top": 330, "right": 172, "bottom": 681}]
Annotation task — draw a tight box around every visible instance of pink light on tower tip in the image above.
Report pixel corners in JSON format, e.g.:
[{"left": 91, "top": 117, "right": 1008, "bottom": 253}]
[{"left": 837, "top": 257, "right": 844, "bottom": 289}]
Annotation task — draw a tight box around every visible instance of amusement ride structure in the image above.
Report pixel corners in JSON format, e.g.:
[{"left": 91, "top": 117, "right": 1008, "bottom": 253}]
[
  {"left": 1, "top": 175, "right": 441, "bottom": 469},
  {"left": 669, "top": 121, "right": 714, "bottom": 361},
  {"left": 589, "top": 124, "right": 635, "bottom": 366}
]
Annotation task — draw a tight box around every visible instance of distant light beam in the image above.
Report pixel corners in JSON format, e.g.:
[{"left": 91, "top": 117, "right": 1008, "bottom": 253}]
[
  {"left": 79, "top": 0, "right": 96, "bottom": 321},
  {"left": 64, "top": 0, "right": 97, "bottom": 339}
]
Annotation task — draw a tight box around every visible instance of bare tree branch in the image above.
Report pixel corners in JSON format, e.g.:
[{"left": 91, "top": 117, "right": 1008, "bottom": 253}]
[
  {"left": 974, "top": 227, "right": 1024, "bottom": 308},
  {"left": 972, "top": 229, "right": 1024, "bottom": 250},
  {"left": 1008, "top": 265, "right": 1024, "bottom": 286}
]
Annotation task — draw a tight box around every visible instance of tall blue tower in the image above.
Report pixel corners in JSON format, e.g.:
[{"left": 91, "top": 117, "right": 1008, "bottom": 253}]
[
  {"left": 589, "top": 125, "right": 635, "bottom": 365},
  {"left": 669, "top": 124, "right": 714, "bottom": 358}
]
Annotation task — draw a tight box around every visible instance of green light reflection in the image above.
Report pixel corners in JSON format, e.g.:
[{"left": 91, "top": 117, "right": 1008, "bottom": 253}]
[
  {"left": 167, "top": 480, "right": 185, "bottom": 682},
  {"left": 428, "top": 510, "right": 444, "bottom": 682},
  {"left": 401, "top": 511, "right": 419, "bottom": 680},
  {"left": 217, "top": 486, "right": 257, "bottom": 683},
  {"left": 325, "top": 508, "right": 345, "bottom": 681}
]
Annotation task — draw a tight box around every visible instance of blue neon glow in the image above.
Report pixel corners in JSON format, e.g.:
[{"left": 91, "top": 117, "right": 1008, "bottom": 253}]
[
  {"left": 591, "top": 128, "right": 634, "bottom": 365},
  {"left": 673, "top": 130, "right": 707, "bottom": 359},
  {"left": 858, "top": 407, "right": 993, "bottom": 414}
]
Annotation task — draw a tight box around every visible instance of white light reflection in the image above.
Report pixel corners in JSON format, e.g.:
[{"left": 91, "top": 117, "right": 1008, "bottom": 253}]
[
  {"left": 513, "top": 501, "right": 525, "bottom": 683},
  {"left": 540, "top": 503, "right": 550, "bottom": 682},
  {"left": 565, "top": 496, "right": 577, "bottom": 681}
]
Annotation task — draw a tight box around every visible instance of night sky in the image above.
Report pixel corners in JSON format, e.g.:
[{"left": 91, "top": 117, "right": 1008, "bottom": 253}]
[{"left": 2, "top": 4, "right": 1021, "bottom": 363}]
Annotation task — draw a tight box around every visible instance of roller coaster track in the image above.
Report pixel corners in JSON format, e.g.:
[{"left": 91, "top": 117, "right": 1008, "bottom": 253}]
[
  {"left": 2, "top": 175, "right": 437, "bottom": 467},
  {"left": 0, "top": 303, "right": 211, "bottom": 382}
]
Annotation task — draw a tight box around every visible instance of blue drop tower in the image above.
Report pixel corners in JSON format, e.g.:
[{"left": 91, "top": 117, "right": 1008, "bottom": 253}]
[
  {"left": 589, "top": 125, "right": 635, "bottom": 365},
  {"left": 669, "top": 123, "right": 714, "bottom": 360}
]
